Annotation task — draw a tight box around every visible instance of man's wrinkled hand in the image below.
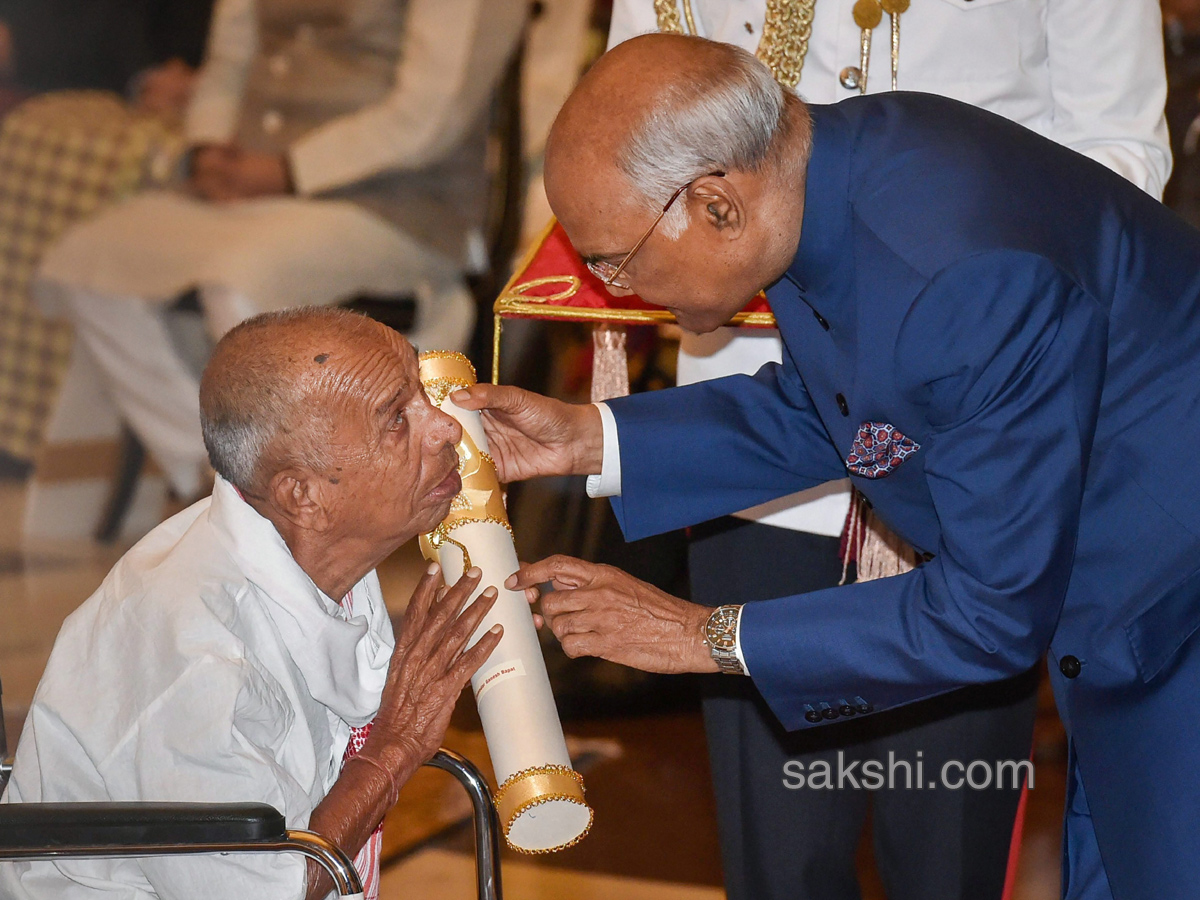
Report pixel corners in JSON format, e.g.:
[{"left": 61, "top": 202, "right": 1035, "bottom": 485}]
[
  {"left": 507, "top": 555, "right": 718, "bottom": 674},
  {"left": 366, "top": 565, "right": 502, "bottom": 778},
  {"left": 190, "top": 144, "right": 238, "bottom": 201},
  {"left": 191, "top": 145, "right": 291, "bottom": 202},
  {"left": 450, "top": 384, "right": 604, "bottom": 483}
]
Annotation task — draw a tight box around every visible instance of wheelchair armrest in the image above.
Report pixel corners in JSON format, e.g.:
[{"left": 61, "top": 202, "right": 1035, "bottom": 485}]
[
  {"left": 0, "top": 802, "right": 286, "bottom": 849},
  {"left": 427, "top": 750, "right": 502, "bottom": 900}
]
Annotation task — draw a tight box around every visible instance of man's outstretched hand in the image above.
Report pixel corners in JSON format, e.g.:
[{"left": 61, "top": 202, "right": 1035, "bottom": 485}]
[
  {"left": 450, "top": 384, "right": 604, "bottom": 483},
  {"left": 507, "top": 555, "right": 719, "bottom": 675}
]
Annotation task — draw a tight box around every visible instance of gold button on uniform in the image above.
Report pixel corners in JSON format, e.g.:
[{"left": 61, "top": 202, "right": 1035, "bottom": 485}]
[{"left": 840, "top": 66, "right": 863, "bottom": 89}]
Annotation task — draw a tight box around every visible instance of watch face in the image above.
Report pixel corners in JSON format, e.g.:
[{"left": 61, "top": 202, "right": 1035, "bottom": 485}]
[{"left": 706, "top": 606, "right": 739, "bottom": 651}]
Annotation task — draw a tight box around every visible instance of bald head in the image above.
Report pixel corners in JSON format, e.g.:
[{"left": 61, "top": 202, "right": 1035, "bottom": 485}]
[
  {"left": 200, "top": 308, "right": 406, "bottom": 493},
  {"left": 544, "top": 34, "right": 811, "bottom": 333},
  {"left": 547, "top": 34, "right": 809, "bottom": 238}
]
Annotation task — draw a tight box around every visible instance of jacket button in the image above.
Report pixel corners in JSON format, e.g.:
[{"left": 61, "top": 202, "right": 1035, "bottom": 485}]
[
  {"left": 804, "top": 705, "right": 822, "bottom": 724},
  {"left": 838, "top": 700, "right": 857, "bottom": 717},
  {"left": 836, "top": 393, "right": 849, "bottom": 416},
  {"left": 813, "top": 309, "right": 830, "bottom": 330},
  {"left": 854, "top": 696, "right": 873, "bottom": 714},
  {"left": 1059, "top": 655, "right": 1082, "bottom": 679},
  {"left": 819, "top": 702, "right": 839, "bottom": 720},
  {"left": 839, "top": 66, "right": 862, "bottom": 90}
]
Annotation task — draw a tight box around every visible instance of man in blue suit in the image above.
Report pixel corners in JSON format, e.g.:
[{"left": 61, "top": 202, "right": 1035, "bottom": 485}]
[{"left": 456, "top": 34, "right": 1200, "bottom": 899}]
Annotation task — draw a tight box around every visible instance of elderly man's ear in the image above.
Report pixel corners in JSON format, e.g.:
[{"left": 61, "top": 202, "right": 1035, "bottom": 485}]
[
  {"left": 691, "top": 177, "right": 743, "bottom": 234},
  {"left": 265, "top": 468, "right": 337, "bottom": 532}
]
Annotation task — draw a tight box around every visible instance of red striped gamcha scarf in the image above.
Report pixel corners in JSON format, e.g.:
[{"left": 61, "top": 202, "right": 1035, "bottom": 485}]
[{"left": 338, "top": 588, "right": 383, "bottom": 900}]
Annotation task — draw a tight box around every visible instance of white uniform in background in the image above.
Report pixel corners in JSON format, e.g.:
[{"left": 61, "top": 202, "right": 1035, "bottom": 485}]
[
  {"left": 0, "top": 477, "right": 393, "bottom": 899},
  {"left": 35, "top": 0, "right": 526, "bottom": 497},
  {"left": 608, "top": 0, "right": 1171, "bottom": 536}
]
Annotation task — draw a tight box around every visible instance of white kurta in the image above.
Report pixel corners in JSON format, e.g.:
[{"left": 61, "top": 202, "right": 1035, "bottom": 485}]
[
  {"left": 0, "top": 477, "right": 394, "bottom": 900},
  {"left": 607, "top": 0, "right": 1172, "bottom": 537}
]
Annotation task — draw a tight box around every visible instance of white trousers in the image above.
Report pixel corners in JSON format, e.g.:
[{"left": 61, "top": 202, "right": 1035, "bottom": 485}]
[{"left": 35, "top": 191, "right": 474, "bottom": 496}]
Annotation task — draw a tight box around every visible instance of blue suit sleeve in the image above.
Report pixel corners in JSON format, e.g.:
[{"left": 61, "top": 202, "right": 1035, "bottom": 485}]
[
  {"left": 605, "top": 357, "right": 850, "bottom": 540},
  {"left": 742, "top": 253, "right": 1107, "bottom": 730}
]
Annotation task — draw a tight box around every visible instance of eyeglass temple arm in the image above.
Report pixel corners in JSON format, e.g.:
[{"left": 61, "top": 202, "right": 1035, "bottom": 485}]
[
  {"left": 604, "top": 210, "right": 667, "bottom": 286},
  {"left": 603, "top": 171, "right": 726, "bottom": 287}
]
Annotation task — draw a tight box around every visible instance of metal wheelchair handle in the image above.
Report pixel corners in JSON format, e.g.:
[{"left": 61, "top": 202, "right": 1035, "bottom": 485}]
[
  {"left": 284, "top": 829, "right": 365, "bottom": 899},
  {"left": 426, "top": 749, "right": 503, "bottom": 900}
]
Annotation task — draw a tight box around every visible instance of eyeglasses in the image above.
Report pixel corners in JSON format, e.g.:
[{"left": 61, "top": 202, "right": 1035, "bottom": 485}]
[{"left": 586, "top": 171, "right": 726, "bottom": 291}]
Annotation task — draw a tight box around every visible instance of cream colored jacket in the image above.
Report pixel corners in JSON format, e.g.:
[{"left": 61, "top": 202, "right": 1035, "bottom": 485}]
[{"left": 187, "top": 0, "right": 527, "bottom": 262}]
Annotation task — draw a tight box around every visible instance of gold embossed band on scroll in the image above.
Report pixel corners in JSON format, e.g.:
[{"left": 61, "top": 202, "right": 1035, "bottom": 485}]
[
  {"left": 416, "top": 351, "right": 514, "bottom": 568},
  {"left": 492, "top": 764, "right": 593, "bottom": 853},
  {"left": 418, "top": 350, "right": 479, "bottom": 407}
]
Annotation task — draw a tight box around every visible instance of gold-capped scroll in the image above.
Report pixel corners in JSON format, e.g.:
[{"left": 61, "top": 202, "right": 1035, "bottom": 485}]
[
  {"left": 415, "top": 350, "right": 594, "bottom": 854},
  {"left": 493, "top": 764, "right": 593, "bottom": 854}
]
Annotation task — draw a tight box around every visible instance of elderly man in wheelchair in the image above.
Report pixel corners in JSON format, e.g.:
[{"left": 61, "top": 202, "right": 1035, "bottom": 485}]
[{"left": 0, "top": 307, "right": 504, "bottom": 899}]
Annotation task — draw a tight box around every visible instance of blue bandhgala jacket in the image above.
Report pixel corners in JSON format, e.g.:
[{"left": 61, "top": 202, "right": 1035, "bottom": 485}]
[{"left": 606, "top": 94, "right": 1200, "bottom": 899}]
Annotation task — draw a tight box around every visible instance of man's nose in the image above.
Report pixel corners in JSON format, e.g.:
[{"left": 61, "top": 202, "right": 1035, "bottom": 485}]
[{"left": 432, "top": 405, "right": 463, "bottom": 446}]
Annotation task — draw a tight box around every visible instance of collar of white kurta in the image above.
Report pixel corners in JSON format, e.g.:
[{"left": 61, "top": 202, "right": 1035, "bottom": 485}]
[{"left": 207, "top": 475, "right": 394, "bottom": 727}]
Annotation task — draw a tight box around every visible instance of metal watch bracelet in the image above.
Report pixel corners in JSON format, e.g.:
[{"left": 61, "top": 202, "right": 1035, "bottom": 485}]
[{"left": 703, "top": 604, "right": 746, "bottom": 675}]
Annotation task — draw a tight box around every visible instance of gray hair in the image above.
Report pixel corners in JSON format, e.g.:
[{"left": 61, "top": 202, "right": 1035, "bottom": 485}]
[
  {"left": 200, "top": 307, "right": 373, "bottom": 492},
  {"left": 200, "top": 383, "right": 280, "bottom": 493},
  {"left": 617, "top": 40, "right": 810, "bottom": 238}
]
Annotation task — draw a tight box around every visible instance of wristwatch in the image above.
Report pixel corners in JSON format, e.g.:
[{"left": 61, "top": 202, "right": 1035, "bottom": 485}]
[{"left": 703, "top": 605, "right": 746, "bottom": 675}]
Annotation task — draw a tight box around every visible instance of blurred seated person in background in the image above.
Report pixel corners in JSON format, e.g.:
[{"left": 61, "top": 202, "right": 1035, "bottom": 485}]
[
  {"left": 0, "top": 0, "right": 212, "bottom": 117},
  {"left": 33, "top": 0, "right": 527, "bottom": 500},
  {"left": 0, "top": 308, "right": 503, "bottom": 900},
  {"left": 1164, "top": 0, "right": 1200, "bottom": 225}
]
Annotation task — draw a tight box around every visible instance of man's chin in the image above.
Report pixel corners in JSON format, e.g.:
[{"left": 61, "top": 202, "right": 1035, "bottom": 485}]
[
  {"left": 674, "top": 310, "right": 730, "bottom": 334},
  {"left": 413, "top": 498, "right": 453, "bottom": 537},
  {"left": 416, "top": 512, "right": 445, "bottom": 537},
  {"left": 427, "top": 492, "right": 457, "bottom": 527}
]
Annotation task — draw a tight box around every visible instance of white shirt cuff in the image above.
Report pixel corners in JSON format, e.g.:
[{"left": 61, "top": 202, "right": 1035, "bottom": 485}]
[
  {"left": 734, "top": 605, "right": 751, "bottom": 676},
  {"left": 585, "top": 402, "right": 622, "bottom": 498}
]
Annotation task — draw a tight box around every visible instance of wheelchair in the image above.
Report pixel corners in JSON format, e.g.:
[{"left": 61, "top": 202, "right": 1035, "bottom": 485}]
[{"left": 0, "top": 677, "right": 503, "bottom": 899}]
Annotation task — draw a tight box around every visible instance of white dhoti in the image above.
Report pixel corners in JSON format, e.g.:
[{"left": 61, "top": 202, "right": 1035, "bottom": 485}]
[{"left": 35, "top": 190, "right": 475, "bottom": 495}]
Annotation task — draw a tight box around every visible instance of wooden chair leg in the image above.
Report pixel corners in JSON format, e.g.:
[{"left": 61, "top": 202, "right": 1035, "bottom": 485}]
[{"left": 94, "top": 426, "right": 146, "bottom": 544}]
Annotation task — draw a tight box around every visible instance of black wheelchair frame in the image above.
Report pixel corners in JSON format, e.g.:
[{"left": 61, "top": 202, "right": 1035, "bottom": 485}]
[{"left": 0, "top": 678, "right": 502, "bottom": 899}]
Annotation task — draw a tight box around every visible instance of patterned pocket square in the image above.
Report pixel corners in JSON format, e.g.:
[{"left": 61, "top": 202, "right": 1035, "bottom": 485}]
[{"left": 846, "top": 422, "right": 921, "bottom": 479}]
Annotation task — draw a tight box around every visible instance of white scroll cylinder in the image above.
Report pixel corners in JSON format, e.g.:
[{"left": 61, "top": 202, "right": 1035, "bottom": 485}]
[{"left": 417, "top": 351, "right": 593, "bottom": 854}]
